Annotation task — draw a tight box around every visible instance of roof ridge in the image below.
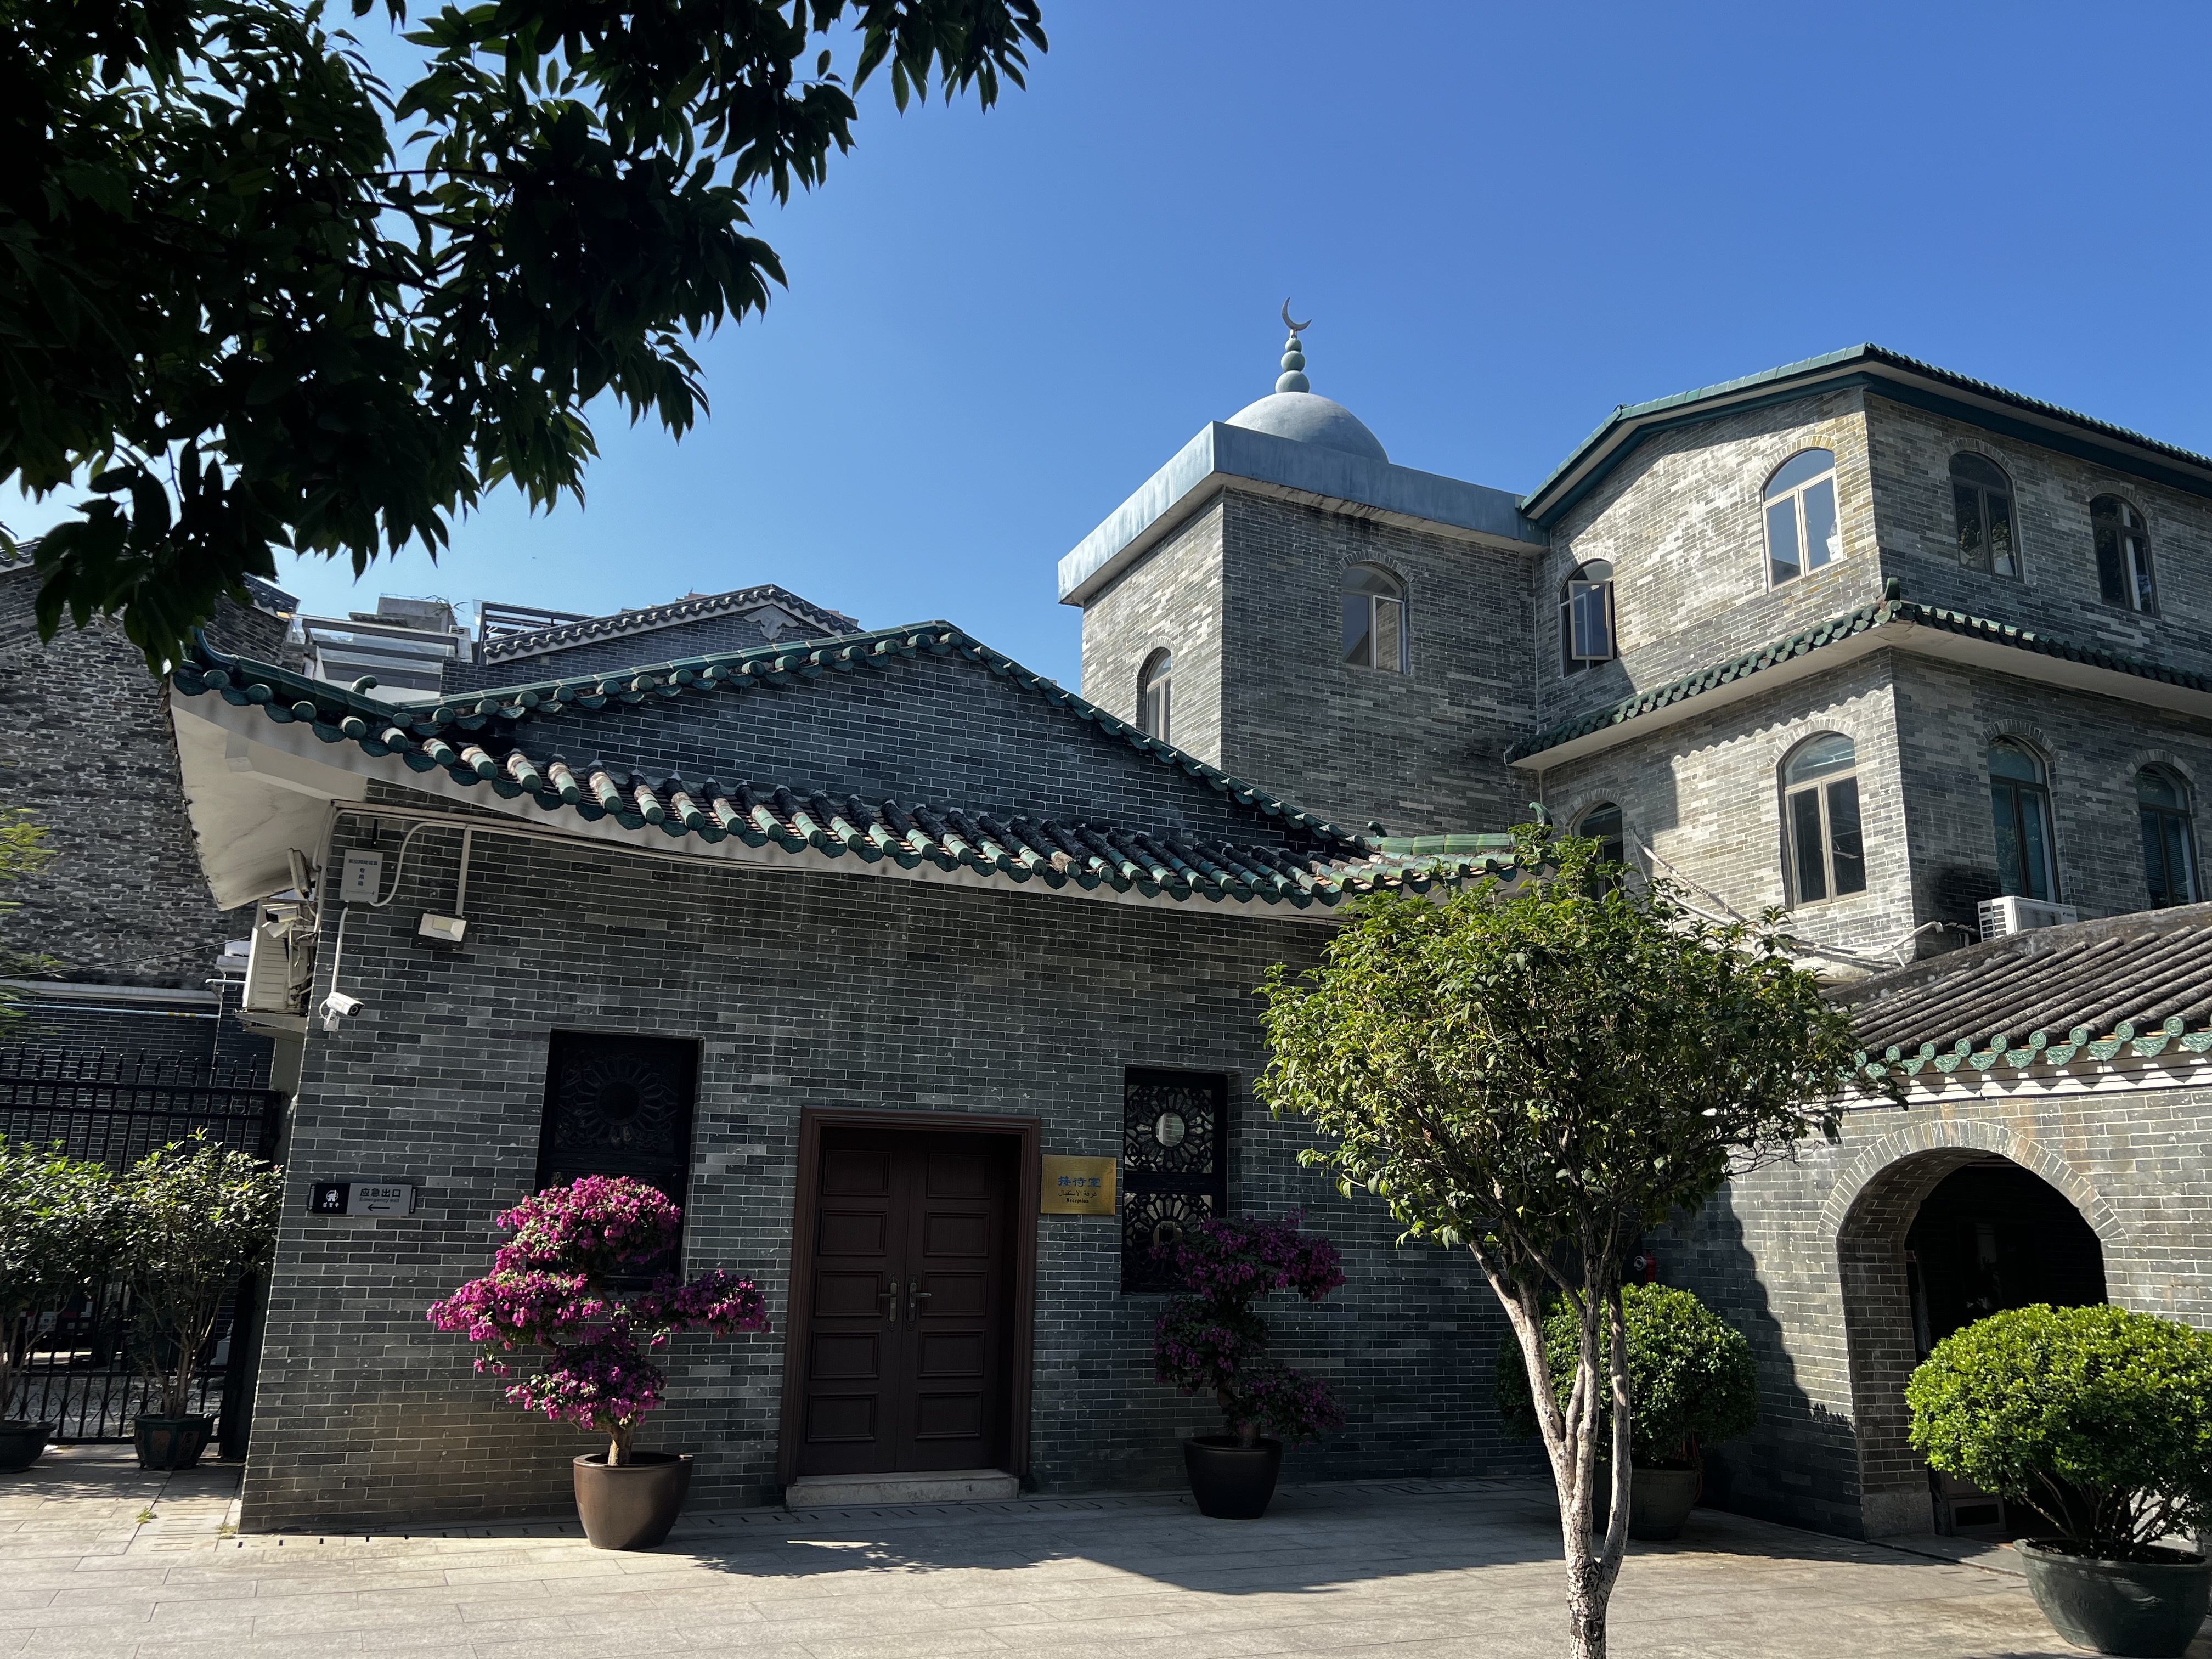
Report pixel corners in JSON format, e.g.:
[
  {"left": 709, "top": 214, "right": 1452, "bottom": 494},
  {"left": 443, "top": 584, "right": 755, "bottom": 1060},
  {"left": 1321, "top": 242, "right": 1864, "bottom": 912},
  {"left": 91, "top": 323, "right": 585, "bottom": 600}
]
[
  {"left": 184, "top": 620, "right": 1370, "bottom": 850},
  {"left": 479, "top": 582, "right": 860, "bottom": 661}
]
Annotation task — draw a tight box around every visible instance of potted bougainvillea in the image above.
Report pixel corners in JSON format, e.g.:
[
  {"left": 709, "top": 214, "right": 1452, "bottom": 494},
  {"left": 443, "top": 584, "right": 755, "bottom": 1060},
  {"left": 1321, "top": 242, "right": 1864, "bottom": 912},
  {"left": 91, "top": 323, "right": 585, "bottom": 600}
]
[
  {"left": 1495, "top": 1283, "right": 1759, "bottom": 1540},
  {"left": 1153, "top": 1212, "right": 1344, "bottom": 1519},
  {"left": 428, "top": 1175, "right": 768, "bottom": 1550},
  {"left": 1909, "top": 1305, "right": 2212, "bottom": 1657}
]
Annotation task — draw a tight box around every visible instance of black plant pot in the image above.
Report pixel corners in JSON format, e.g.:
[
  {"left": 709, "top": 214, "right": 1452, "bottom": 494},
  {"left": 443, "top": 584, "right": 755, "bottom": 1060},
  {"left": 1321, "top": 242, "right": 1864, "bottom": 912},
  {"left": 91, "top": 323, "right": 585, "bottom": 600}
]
[
  {"left": 2016, "top": 1538, "right": 2212, "bottom": 1657},
  {"left": 572, "top": 1452, "right": 693, "bottom": 1550},
  {"left": 1625, "top": 1466, "right": 1700, "bottom": 1541},
  {"left": 1183, "top": 1435, "right": 1283, "bottom": 1520},
  {"left": 133, "top": 1415, "right": 215, "bottom": 1471},
  {"left": 0, "top": 1421, "right": 54, "bottom": 1472}
]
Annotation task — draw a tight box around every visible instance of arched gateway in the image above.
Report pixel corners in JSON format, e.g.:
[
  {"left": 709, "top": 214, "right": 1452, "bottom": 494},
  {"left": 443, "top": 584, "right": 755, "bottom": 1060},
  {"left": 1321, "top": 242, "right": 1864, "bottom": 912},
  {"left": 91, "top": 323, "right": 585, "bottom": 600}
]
[{"left": 1829, "top": 1123, "right": 2115, "bottom": 1536}]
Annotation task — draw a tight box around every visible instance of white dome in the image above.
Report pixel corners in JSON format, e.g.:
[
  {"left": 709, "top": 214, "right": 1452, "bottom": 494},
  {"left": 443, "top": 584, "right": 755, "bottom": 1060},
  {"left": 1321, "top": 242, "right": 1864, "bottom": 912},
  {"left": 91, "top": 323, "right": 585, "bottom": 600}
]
[{"left": 1225, "top": 391, "right": 1389, "bottom": 464}]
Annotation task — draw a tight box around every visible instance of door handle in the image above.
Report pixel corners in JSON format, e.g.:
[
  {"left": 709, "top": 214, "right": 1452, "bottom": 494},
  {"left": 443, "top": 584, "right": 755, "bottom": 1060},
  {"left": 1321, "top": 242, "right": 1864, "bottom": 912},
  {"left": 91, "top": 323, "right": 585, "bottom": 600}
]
[
  {"left": 879, "top": 1277, "right": 901, "bottom": 1325},
  {"left": 907, "top": 1281, "right": 932, "bottom": 1321}
]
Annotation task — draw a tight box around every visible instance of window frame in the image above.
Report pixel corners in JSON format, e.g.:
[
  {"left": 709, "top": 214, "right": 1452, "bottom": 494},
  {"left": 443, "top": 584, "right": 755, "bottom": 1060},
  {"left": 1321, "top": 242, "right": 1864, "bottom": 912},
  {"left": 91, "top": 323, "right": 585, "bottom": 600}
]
[
  {"left": 2091, "top": 494, "right": 2159, "bottom": 615},
  {"left": 1341, "top": 563, "right": 1408, "bottom": 674},
  {"left": 1988, "top": 738, "right": 2061, "bottom": 904},
  {"left": 1762, "top": 449, "right": 1842, "bottom": 590},
  {"left": 1780, "top": 733, "right": 1869, "bottom": 907},
  {"left": 1559, "top": 560, "right": 1617, "bottom": 676},
  {"left": 1572, "top": 800, "right": 1626, "bottom": 866},
  {"left": 1136, "top": 648, "right": 1172, "bottom": 742},
  {"left": 1948, "top": 452, "right": 2022, "bottom": 579},
  {"left": 2137, "top": 765, "right": 2199, "bottom": 909}
]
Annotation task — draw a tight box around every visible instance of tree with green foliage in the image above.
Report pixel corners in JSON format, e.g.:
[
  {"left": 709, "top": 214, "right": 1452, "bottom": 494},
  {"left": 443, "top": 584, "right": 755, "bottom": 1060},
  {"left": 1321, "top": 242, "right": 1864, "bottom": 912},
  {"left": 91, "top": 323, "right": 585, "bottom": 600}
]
[
  {"left": 0, "top": 1139, "right": 120, "bottom": 1426},
  {"left": 0, "top": 808, "right": 58, "bottom": 1020},
  {"left": 1496, "top": 1282, "right": 1759, "bottom": 1469},
  {"left": 4, "top": 0, "right": 1046, "bottom": 669},
  {"left": 1258, "top": 825, "right": 1876, "bottom": 1659},
  {"left": 120, "top": 1134, "right": 285, "bottom": 1419},
  {"left": 1909, "top": 1304, "right": 2212, "bottom": 1559}
]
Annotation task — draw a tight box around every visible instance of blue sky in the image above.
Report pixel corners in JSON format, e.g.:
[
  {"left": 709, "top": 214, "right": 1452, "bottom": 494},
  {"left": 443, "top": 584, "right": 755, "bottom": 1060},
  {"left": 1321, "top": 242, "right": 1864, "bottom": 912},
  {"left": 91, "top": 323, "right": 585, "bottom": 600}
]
[{"left": 18, "top": 2, "right": 2212, "bottom": 685}]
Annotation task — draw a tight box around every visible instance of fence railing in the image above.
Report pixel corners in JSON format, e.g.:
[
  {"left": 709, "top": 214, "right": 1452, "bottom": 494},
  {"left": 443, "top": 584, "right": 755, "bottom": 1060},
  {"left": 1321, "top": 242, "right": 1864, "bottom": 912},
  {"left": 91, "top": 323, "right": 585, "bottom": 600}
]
[{"left": 0, "top": 1048, "right": 284, "bottom": 1443}]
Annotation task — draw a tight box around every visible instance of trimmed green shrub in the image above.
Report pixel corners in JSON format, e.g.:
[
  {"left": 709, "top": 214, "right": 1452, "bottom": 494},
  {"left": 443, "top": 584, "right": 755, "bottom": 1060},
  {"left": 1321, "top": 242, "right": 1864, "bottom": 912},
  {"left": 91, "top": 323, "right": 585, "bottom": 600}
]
[
  {"left": 1908, "top": 1304, "right": 2212, "bottom": 1559},
  {"left": 1496, "top": 1283, "right": 1758, "bottom": 1466}
]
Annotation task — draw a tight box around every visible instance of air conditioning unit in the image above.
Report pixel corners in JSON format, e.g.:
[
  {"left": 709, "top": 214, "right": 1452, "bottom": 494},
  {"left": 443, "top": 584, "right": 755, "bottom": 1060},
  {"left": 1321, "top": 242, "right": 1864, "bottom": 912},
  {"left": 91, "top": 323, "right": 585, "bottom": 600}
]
[
  {"left": 243, "top": 902, "right": 312, "bottom": 1015},
  {"left": 1978, "top": 895, "right": 2078, "bottom": 940}
]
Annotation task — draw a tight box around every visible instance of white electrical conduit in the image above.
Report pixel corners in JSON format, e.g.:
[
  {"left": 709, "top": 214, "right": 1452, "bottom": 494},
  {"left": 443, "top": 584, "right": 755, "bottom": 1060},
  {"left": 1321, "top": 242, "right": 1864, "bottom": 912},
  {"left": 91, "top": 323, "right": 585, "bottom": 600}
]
[{"left": 317, "top": 819, "right": 447, "bottom": 1030}]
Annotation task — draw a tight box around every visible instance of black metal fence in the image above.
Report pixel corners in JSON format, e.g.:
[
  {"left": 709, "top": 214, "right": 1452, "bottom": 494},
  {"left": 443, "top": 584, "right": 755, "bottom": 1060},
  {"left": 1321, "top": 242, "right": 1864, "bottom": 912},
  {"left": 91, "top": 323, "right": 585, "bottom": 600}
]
[{"left": 0, "top": 1049, "right": 285, "bottom": 1446}]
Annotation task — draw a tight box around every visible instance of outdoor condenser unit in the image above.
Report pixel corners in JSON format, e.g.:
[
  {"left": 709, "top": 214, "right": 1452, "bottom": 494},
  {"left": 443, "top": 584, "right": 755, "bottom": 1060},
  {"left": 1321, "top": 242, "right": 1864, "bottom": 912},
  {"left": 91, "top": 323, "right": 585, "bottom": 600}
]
[
  {"left": 242, "top": 901, "right": 311, "bottom": 1015},
  {"left": 1977, "top": 894, "right": 2079, "bottom": 940}
]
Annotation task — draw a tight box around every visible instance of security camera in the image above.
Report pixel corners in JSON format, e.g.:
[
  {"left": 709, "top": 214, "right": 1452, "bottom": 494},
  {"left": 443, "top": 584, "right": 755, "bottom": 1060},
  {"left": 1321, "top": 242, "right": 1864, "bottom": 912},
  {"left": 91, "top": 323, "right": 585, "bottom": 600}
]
[{"left": 319, "top": 991, "right": 364, "bottom": 1031}]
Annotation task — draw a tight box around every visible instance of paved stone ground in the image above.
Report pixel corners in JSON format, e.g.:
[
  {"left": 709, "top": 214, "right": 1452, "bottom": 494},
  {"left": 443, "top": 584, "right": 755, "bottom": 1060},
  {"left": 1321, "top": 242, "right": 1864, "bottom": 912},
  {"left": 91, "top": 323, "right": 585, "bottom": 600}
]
[{"left": 7, "top": 1446, "right": 2211, "bottom": 1658}]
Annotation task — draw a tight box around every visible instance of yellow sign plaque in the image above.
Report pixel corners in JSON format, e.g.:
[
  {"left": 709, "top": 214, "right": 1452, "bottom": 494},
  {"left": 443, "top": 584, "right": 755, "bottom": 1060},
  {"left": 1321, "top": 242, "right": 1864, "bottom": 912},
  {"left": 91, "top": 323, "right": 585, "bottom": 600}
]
[{"left": 1040, "top": 1155, "right": 1116, "bottom": 1215}]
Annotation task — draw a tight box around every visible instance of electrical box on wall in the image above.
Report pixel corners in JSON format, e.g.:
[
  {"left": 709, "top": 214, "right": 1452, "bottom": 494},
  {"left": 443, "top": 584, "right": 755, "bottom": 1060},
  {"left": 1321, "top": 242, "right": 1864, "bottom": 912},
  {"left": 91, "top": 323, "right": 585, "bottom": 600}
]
[{"left": 339, "top": 850, "right": 384, "bottom": 904}]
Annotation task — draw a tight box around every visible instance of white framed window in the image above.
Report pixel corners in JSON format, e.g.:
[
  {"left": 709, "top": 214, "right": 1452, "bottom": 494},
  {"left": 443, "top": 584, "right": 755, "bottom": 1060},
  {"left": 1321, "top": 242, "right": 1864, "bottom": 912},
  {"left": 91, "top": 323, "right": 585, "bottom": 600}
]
[
  {"left": 1989, "top": 738, "right": 2058, "bottom": 902},
  {"left": 2092, "top": 495, "right": 2158, "bottom": 614},
  {"left": 1560, "top": 560, "right": 1616, "bottom": 676},
  {"left": 1342, "top": 565, "right": 1407, "bottom": 673},
  {"left": 1950, "top": 453, "right": 2019, "bottom": 577},
  {"left": 1137, "top": 649, "right": 1172, "bottom": 741},
  {"left": 1782, "top": 732, "right": 1866, "bottom": 905},
  {"left": 1764, "top": 449, "right": 1841, "bottom": 587},
  {"left": 2137, "top": 766, "right": 2197, "bottom": 908}
]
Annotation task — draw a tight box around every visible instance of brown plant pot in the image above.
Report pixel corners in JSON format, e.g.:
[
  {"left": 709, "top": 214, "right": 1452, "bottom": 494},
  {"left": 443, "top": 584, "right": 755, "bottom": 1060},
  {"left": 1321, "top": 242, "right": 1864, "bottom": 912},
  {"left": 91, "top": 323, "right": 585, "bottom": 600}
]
[
  {"left": 1626, "top": 1465, "right": 1701, "bottom": 1541},
  {"left": 0, "top": 1421, "right": 54, "bottom": 1472},
  {"left": 1183, "top": 1435, "right": 1284, "bottom": 1520},
  {"left": 2016, "top": 1537, "right": 2212, "bottom": 1657},
  {"left": 572, "top": 1452, "right": 692, "bottom": 1550},
  {"left": 133, "top": 1415, "right": 215, "bottom": 1471}
]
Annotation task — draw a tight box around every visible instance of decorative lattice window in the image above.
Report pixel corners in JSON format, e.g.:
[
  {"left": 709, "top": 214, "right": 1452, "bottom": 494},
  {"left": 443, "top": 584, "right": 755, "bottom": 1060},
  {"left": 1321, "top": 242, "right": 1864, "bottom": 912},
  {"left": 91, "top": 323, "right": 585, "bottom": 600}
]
[
  {"left": 536, "top": 1030, "right": 699, "bottom": 1277},
  {"left": 1120, "top": 1068, "right": 1229, "bottom": 1294}
]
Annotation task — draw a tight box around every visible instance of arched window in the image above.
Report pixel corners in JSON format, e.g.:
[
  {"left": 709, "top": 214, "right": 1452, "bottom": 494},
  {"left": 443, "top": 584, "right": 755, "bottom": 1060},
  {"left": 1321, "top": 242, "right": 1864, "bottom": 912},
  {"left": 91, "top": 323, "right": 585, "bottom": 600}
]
[
  {"left": 1574, "top": 801, "right": 1625, "bottom": 866},
  {"left": 2092, "top": 496, "right": 2158, "bottom": 613},
  {"left": 1950, "top": 453, "right": 2019, "bottom": 577},
  {"left": 1560, "top": 560, "right": 1616, "bottom": 675},
  {"left": 1764, "top": 449, "right": 1840, "bottom": 587},
  {"left": 1989, "top": 739, "right": 2058, "bottom": 902},
  {"left": 2138, "top": 766, "right": 2198, "bottom": 907},
  {"left": 1136, "top": 649, "right": 1172, "bottom": 741},
  {"left": 1342, "top": 565, "right": 1407, "bottom": 673},
  {"left": 1782, "top": 733, "right": 1866, "bottom": 905}
]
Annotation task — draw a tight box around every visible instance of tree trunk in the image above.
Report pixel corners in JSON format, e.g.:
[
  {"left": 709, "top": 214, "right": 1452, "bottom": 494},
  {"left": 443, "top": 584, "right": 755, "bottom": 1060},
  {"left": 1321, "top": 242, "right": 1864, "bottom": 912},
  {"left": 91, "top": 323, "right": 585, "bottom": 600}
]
[
  {"left": 608, "top": 1421, "right": 634, "bottom": 1466},
  {"left": 1568, "top": 1559, "right": 1609, "bottom": 1659}
]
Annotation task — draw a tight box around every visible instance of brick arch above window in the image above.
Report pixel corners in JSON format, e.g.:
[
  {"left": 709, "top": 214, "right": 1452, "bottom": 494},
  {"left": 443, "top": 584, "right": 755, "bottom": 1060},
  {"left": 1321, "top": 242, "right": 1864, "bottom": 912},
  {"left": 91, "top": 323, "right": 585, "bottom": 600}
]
[{"left": 1822, "top": 1120, "right": 2120, "bottom": 1245}]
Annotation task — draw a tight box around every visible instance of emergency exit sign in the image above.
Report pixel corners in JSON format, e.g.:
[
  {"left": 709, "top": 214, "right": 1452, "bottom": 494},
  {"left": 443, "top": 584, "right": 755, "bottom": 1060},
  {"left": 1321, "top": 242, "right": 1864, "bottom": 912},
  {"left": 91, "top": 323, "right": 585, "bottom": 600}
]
[{"left": 309, "top": 1181, "right": 415, "bottom": 1217}]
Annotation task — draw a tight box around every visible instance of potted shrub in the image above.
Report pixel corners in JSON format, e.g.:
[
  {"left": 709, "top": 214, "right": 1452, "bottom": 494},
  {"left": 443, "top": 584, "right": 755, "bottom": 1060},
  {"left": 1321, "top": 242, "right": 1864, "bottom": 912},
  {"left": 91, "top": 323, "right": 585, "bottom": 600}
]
[
  {"left": 0, "top": 1138, "right": 119, "bottom": 1471},
  {"left": 1909, "top": 1304, "right": 2212, "bottom": 1658},
  {"left": 1152, "top": 1212, "right": 1344, "bottom": 1519},
  {"left": 1496, "top": 1283, "right": 1758, "bottom": 1540},
  {"left": 120, "top": 1135, "right": 284, "bottom": 1470},
  {"left": 429, "top": 1175, "right": 768, "bottom": 1550}
]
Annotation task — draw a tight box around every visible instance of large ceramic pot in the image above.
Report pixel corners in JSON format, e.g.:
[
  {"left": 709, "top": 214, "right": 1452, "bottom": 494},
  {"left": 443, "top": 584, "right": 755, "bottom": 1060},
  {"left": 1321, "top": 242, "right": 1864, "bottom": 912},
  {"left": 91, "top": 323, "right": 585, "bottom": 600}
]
[
  {"left": 2016, "top": 1537, "right": 2212, "bottom": 1657},
  {"left": 132, "top": 1415, "right": 215, "bottom": 1471},
  {"left": 1627, "top": 1465, "right": 1700, "bottom": 1541},
  {"left": 0, "top": 1421, "right": 55, "bottom": 1473},
  {"left": 572, "top": 1452, "right": 693, "bottom": 1550},
  {"left": 1183, "top": 1435, "right": 1284, "bottom": 1520}
]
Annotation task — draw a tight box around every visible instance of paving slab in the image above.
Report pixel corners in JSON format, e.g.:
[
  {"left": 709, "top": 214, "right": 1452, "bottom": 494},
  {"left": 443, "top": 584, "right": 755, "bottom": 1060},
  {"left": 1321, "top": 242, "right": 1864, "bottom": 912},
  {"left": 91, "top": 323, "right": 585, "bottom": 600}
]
[{"left": 7, "top": 1446, "right": 2212, "bottom": 1656}]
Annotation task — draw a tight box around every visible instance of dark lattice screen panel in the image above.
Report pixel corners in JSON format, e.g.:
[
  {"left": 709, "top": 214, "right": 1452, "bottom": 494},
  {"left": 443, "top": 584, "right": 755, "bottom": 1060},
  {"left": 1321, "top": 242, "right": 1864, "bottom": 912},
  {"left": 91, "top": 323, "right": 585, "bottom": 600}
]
[
  {"left": 1121, "top": 1068, "right": 1228, "bottom": 1293},
  {"left": 537, "top": 1031, "right": 699, "bottom": 1276}
]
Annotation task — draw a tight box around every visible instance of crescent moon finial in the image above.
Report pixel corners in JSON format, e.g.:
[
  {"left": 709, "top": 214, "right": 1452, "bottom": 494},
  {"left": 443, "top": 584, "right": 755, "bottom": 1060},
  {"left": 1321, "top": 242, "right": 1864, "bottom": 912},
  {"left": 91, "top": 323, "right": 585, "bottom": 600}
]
[{"left": 1282, "top": 297, "right": 1313, "bottom": 334}]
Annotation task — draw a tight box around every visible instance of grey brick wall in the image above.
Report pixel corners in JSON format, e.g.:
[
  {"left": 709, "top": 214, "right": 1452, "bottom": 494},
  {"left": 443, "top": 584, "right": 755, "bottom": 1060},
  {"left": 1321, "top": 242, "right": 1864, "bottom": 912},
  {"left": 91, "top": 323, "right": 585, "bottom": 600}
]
[
  {"left": 1077, "top": 499, "right": 1227, "bottom": 775},
  {"left": 0, "top": 573, "right": 285, "bottom": 992},
  {"left": 1660, "top": 1071, "right": 2212, "bottom": 1537},
  {"left": 239, "top": 821, "right": 1525, "bottom": 1532}
]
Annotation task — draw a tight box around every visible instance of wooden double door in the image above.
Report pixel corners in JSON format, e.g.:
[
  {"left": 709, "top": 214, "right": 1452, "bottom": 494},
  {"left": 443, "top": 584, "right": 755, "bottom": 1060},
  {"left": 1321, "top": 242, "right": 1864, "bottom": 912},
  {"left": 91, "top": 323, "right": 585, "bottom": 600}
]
[{"left": 793, "top": 1128, "right": 1018, "bottom": 1476}]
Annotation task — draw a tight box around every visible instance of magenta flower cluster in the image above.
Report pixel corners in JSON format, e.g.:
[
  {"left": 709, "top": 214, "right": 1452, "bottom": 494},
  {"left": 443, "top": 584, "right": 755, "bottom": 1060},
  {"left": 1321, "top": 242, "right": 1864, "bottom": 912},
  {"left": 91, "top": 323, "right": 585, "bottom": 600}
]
[
  {"left": 427, "top": 1176, "right": 768, "bottom": 1460},
  {"left": 1152, "top": 1213, "right": 1345, "bottom": 1446}
]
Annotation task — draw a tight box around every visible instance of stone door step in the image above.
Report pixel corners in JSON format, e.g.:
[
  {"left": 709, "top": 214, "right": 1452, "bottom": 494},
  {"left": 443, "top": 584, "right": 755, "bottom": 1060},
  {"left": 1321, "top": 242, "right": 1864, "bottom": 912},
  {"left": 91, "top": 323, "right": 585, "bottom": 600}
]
[{"left": 785, "top": 1469, "right": 1020, "bottom": 1508}]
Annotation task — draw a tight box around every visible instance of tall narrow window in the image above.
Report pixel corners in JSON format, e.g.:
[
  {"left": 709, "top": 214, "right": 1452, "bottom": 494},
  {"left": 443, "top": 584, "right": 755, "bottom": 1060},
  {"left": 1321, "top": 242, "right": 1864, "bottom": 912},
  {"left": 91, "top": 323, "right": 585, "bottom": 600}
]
[
  {"left": 1342, "top": 565, "right": 1407, "bottom": 673},
  {"left": 1989, "top": 740, "right": 2059, "bottom": 902},
  {"left": 2092, "top": 496, "right": 2158, "bottom": 613},
  {"left": 1782, "top": 733, "right": 1866, "bottom": 905},
  {"left": 1764, "top": 450, "right": 1841, "bottom": 587},
  {"left": 1950, "top": 453, "right": 2019, "bottom": 577},
  {"left": 1120, "top": 1069, "right": 1228, "bottom": 1294},
  {"left": 1574, "top": 801, "right": 1625, "bottom": 866},
  {"left": 538, "top": 1031, "right": 698, "bottom": 1279},
  {"left": 1560, "top": 561, "right": 1616, "bottom": 675},
  {"left": 2138, "top": 766, "right": 2199, "bottom": 908},
  {"left": 1136, "top": 649, "right": 1172, "bottom": 741}
]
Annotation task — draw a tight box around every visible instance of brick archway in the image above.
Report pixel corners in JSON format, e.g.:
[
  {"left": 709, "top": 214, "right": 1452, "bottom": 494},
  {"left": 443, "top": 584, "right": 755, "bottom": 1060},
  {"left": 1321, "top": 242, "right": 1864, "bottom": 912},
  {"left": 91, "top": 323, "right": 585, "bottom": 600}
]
[{"left": 1826, "top": 1122, "right": 2114, "bottom": 1536}]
